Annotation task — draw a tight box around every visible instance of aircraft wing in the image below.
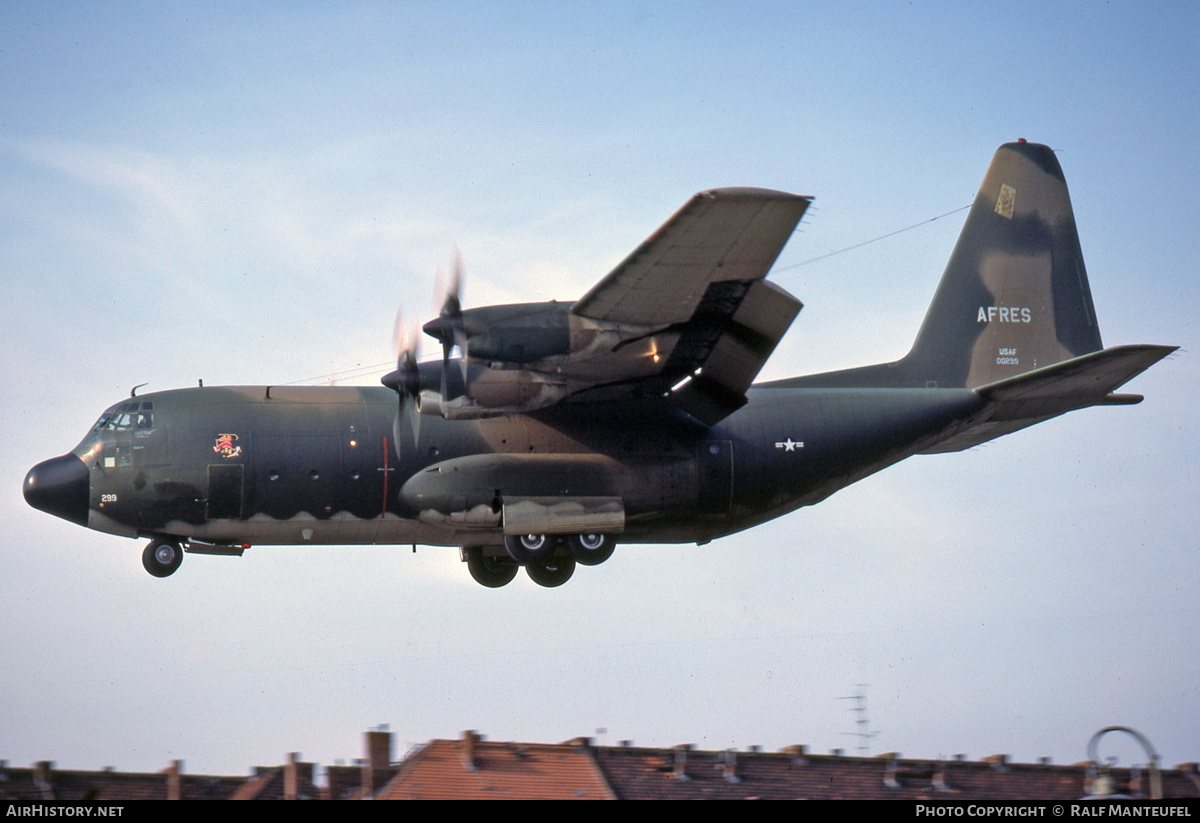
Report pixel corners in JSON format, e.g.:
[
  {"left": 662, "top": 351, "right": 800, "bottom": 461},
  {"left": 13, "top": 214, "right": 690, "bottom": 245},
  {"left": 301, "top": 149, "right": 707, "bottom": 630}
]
[
  {"left": 569, "top": 188, "right": 811, "bottom": 424},
  {"left": 573, "top": 187, "right": 810, "bottom": 325}
]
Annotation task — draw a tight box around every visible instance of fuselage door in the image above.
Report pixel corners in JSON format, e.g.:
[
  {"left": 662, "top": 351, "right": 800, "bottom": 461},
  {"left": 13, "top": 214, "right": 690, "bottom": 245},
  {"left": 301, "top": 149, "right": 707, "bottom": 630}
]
[{"left": 207, "top": 464, "right": 244, "bottom": 520}]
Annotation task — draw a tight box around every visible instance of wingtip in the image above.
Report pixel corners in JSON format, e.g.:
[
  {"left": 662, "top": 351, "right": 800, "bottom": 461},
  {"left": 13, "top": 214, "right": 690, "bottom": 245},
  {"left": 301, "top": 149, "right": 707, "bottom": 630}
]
[
  {"left": 698, "top": 186, "right": 811, "bottom": 202},
  {"left": 1100, "top": 393, "right": 1144, "bottom": 406}
]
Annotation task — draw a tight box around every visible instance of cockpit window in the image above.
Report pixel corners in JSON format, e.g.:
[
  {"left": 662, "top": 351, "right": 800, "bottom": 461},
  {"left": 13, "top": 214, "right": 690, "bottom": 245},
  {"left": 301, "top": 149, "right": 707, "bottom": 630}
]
[{"left": 92, "top": 401, "right": 154, "bottom": 432}]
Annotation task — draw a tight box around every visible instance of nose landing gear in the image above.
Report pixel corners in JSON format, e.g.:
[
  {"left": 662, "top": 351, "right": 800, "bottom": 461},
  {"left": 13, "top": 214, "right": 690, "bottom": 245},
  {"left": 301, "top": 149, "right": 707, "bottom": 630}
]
[{"left": 142, "top": 539, "right": 183, "bottom": 577}]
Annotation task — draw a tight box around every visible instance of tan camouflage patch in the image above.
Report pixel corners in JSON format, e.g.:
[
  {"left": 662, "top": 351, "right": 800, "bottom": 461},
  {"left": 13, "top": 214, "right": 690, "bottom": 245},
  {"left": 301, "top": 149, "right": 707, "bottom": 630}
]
[{"left": 995, "top": 184, "right": 1016, "bottom": 219}]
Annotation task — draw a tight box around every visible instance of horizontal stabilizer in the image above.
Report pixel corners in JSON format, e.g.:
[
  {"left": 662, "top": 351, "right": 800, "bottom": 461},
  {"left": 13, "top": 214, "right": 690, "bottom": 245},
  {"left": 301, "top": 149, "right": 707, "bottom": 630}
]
[
  {"left": 920, "top": 344, "right": 1175, "bottom": 453},
  {"left": 976, "top": 344, "right": 1176, "bottom": 416}
]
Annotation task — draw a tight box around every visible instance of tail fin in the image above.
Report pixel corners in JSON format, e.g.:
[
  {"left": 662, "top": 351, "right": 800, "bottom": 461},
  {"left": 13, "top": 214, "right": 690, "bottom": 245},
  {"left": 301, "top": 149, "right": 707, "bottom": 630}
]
[
  {"left": 774, "top": 141, "right": 1174, "bottom": 450},
  {"left": 903, "top": 140, "right": 1103, "bottom": 388}
]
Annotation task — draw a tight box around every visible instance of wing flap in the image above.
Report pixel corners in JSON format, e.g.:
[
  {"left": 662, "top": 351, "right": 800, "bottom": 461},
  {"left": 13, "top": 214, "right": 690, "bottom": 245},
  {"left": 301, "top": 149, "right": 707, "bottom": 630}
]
[{"left": 669, "top": 279, "right": 803, "bottom": 424}]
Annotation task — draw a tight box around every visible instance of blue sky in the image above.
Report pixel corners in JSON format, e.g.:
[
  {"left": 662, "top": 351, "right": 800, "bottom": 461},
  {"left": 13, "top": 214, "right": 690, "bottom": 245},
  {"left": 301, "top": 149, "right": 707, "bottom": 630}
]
[{"left": 2, "top": 2, "right": 1196, "bottom": 777}]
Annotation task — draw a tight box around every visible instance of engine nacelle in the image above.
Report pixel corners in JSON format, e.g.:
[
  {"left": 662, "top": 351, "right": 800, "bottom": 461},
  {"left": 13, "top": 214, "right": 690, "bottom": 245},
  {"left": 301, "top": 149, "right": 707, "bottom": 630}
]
[{"left": 417, "top": 371, "right": 570, "bottom": 419}]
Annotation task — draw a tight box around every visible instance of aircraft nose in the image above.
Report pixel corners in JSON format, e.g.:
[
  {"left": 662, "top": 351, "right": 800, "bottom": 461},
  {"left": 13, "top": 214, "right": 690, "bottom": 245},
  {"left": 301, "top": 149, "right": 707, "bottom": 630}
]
[{"left": 23, "top": 453, "right": 90, "bottom": 526}]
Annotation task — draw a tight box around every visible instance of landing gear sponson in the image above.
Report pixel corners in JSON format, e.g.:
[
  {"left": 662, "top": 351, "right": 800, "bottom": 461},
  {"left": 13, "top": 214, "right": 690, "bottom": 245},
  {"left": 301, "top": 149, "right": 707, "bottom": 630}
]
[{"left": 463, "top": 533, "right": 617, "bottom": 588}]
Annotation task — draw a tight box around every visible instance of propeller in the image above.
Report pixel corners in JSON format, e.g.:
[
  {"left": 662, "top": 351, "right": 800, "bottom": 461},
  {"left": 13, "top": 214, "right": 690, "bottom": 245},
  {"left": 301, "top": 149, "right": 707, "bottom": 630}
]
[
  {"left": 424, "top": 248, "right": 471, "bottom": 398},
  {"left": 382, "top": 309, "right": 421, "bottom": 396},
  {"left": 382, "top": 251, "right": 471, "bottom": 449},
  {"left": 381, "top": 309, "right": 422, "bottom": 453}
]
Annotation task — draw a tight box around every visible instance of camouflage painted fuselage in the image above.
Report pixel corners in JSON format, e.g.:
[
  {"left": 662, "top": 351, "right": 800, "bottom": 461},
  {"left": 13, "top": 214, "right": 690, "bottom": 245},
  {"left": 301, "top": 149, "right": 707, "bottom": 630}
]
[{"left": 68, "top": 382, "right": 983, "bottom": 549}]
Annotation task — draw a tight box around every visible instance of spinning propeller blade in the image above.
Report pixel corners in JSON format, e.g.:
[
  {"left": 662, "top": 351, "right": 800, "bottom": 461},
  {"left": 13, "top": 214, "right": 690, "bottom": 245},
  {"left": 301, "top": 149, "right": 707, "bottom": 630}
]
[
  {"left": 425, "top": 248, "right": 470, "bottom": 397},
  {"left": 381, "top": 308, "right": 422, "bottom": 451}
]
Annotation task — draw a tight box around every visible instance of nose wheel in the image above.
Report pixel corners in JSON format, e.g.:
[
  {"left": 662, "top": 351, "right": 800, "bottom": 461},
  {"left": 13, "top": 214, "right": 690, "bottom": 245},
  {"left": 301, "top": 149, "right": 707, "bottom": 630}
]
[{"left": 142, "top": 539, "right": 183, "bottom": 577}]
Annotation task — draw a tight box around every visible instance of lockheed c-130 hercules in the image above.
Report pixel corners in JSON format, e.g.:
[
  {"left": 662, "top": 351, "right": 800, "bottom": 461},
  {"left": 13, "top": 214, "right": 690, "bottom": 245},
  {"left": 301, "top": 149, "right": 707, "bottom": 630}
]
[{"left": 24, "top": 141, "right": 1174, "bottom": 588}]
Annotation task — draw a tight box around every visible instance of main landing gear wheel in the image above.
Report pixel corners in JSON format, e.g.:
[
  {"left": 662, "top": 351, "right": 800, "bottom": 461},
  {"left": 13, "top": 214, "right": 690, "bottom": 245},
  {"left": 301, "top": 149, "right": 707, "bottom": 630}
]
[
  {"left": 503, "top": 533, "right": 557, "bottom": 565},
  {"left": 525, "top": 556, "right": 576, "bottom": 588},
  {"left": 142, "top": 539, "right": 183, "bottom": 578},
  {"left": 565, "top": 533, "right": 616, "bottom": 566},
  {"left": 465, "top": 547, "right": 519, "bottom": 588}
]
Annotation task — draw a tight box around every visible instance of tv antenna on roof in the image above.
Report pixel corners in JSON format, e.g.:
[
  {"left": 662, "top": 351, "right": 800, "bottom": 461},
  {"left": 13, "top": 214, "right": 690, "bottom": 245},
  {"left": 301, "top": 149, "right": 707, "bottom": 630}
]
[{"left": 839, "top": 684, "right": 879, "bottom": 756}]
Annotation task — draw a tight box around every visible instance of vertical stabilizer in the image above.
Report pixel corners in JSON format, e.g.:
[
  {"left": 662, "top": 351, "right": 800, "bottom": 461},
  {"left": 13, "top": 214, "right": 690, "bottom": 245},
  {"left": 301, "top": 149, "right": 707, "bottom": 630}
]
[{"left": 903, "top": 141, "right": 1103, "bottom": 388}]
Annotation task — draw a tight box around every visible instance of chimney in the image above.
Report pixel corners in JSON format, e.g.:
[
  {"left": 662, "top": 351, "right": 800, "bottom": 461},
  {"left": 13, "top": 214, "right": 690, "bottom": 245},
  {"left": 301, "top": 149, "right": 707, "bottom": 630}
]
[
  {"left": 165, "top": 760, "right": 182, "bottom": 801},
  {"left": 362, "top": 729, "right": 393, "bottom": 794},
  {"left": 284, "top": 752, "right": 307, "bottom": 800},
  {"left": 782, "top": 744, "right": 808, "bottom": 764},
  {"left": 721, "top": 749, "right": 740, "bottom": 783},
  {"left": 33, "top": 761, "right": 54, "bottom": 800},
  {"left": 672, "top": 744, "right": 692, "bottom": 780},
  {"left": 461, "top": 730, "right": 480, "bottom": 771},
  {"left": 982, "top": 754, "right": 1010, "bottom": 772},
  {"left": 879, "top": 752, "right": 900, "bottom": 789},
  {"left": 933, "top": 763, "right": 951, "bottom": 792}
]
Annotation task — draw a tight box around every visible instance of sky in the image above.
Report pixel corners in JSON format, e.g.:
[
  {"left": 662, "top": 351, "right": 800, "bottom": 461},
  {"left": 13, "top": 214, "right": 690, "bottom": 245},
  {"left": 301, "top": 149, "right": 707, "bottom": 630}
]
[{"left": 2, "top": 1, "right": 1196, "bottom": 779}]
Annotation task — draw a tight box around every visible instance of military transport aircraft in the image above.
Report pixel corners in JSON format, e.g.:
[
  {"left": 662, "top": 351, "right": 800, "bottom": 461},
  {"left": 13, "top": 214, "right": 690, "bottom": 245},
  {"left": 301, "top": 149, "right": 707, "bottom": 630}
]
[{"left": 24, "top": 141, "right": 1174, "bottom": 588}]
